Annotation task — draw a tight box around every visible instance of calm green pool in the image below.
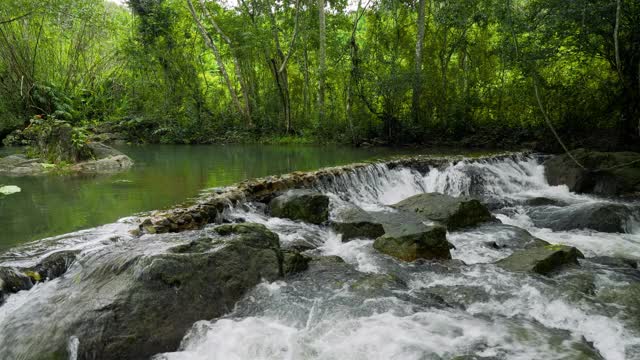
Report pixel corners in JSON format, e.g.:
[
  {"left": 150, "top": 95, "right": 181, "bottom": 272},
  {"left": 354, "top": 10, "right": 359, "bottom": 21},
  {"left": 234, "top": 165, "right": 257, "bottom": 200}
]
[{"left": 0, "top": 144, "right": 425, "bottom": 250}]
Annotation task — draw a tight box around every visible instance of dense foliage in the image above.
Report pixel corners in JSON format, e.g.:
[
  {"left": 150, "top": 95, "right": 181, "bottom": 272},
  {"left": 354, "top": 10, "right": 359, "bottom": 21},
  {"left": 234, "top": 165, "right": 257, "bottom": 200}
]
[{"left": 0, "top": 0, "right": 638, "bottom": 148}]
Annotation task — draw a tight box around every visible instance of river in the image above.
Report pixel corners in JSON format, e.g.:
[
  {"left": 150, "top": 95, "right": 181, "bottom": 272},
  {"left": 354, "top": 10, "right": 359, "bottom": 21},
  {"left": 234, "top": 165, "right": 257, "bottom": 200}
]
[
  {"left": 0, "top": 145, "right": 426, "bottom": 250},
  {"left": 0, "top": 151, "right": 639, "bottom": 359}
]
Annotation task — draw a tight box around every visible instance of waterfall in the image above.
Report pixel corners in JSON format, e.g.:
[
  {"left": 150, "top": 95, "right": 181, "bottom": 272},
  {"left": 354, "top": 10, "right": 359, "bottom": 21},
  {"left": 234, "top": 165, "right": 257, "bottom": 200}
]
[{"left": 2, "top": 152, "right": 640, "bottom": 360}]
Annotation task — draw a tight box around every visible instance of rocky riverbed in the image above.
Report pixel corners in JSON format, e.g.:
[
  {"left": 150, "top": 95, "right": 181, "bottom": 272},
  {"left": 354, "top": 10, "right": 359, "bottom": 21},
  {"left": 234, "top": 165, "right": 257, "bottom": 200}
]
[{"left": 0, "top": 151, "right": 639, "bottom": 359}]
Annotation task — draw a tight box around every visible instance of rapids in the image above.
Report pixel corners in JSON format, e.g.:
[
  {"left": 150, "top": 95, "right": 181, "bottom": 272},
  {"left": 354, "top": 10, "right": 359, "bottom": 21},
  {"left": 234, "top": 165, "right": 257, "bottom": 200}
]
[{"left": 1, "top": 153, "right": 639, "bottom": 359}]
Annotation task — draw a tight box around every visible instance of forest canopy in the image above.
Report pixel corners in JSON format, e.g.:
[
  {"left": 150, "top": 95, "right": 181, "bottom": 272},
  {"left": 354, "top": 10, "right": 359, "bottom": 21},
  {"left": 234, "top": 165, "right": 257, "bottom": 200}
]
[{"left": 0, "top": 0, "right": 638, "bottom": 148}]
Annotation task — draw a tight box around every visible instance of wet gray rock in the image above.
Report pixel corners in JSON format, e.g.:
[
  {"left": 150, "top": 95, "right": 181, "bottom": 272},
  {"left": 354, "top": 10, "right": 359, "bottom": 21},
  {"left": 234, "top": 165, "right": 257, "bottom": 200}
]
[
  {"left": 71, "top": 154, "right": 133, "bottom": 173},
  {"left": 524, "top": 197, "right": 567, "bottom": 207},
  {"left": 283, "top": 250, "right": 311, "bottom": 275},
  {"left": 497, "top": 244, "right": 584, "bottom": 276},
  {"left": 0, "top": 267, "right": 33, "bottom": 303},
  {"left": 349, "top": 273, "right": 407, "bottom": 296},
  {"left": 373, "top": 223, "right": 452, "bottom": 261},
  {"left": 32, "top": 250, "right": 79, "bottom": 281},
  {"left": 281, "top": 238, "right": 318, "bottom": 252},
  {"left": 0, "top": 154, "right": 46, "bottom": 176},
  {"left": 86, "top": 141, "right": 126, "bottom": 159},
  {"left": 544, "top": 149, "right": 640, "bottom": 196},
  {"left": 0, "top": 142, "right": 133, "bottom": 176},
  {"left": 331, "top": 206, "right": 385, "bottom": 241},
  {"left": 269, "top": 189, "right": 329, "bottom": 224},
  {"left": 391, "top": 193, "right": 493, "bottom": 230},
  {"left": 471, "top": 223, "right": 550, "bottom": 250},
  {"left": 527, "top": 203, "right": 635, "bottom": 233},
  {"left": 0, "top": 223, "right": 284, "bottom": 360},
  {"left": 588, "top": 256, "right": 638, "bottom": 269}
]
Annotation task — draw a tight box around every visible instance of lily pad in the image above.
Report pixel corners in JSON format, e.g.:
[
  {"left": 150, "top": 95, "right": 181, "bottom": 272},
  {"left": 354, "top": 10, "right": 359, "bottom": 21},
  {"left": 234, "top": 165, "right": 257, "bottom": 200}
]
[{"left": 0, "top": 185, "right": 21, "bottom": 195}]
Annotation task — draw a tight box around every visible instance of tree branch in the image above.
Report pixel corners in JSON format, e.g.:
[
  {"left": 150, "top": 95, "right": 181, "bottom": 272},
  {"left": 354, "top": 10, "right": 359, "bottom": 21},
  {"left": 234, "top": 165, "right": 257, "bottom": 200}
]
[{"left": 0, "top": 11, "right": 33, "bottom": 25}]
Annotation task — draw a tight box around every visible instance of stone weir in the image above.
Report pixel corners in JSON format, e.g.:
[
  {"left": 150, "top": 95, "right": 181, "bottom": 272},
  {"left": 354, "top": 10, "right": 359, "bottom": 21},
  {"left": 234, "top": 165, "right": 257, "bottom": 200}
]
[{"left": 137, "top": 152, "right": 525, "bottom": 235}]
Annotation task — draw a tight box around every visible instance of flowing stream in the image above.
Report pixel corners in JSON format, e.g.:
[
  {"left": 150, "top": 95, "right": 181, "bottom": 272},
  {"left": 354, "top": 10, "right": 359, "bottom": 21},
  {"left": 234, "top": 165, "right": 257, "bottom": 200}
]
[{"left": 1, "top": 153, "right": 639, "bottom": 359}]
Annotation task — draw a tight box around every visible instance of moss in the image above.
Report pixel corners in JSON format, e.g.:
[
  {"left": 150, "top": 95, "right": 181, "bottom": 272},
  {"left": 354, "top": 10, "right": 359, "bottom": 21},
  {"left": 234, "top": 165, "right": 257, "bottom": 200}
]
[
  {"left": 24, "top": 271, "right": 42, "bottom": 283},
  {"left": 544, "top": 244, "right": 567, "bottom": 251}
]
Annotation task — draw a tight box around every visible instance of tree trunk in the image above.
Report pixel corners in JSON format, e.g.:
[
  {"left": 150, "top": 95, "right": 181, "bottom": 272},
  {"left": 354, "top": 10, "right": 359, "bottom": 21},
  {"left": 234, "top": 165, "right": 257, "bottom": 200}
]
[
  {"left": 318, "top": 0, "right": 326, "bottom": 124},
  {"left": 412, "top": 0, "right": 427, "bottom": 124},
  {"left": 197, "top": 0, "right": 252, "bottom": 125},
  {"left": 614, "top": 0, "right": 622, "bottom": 80},
  {"left": 302, "top": 43, "right": 311, "bottom": 117},
  {"left": 187, "top": 0, "right": 244, "bottom": 118}
]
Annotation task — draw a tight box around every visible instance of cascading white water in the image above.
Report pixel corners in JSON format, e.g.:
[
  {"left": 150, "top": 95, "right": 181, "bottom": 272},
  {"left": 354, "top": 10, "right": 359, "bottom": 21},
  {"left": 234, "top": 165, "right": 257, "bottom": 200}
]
[
  {"left": 157, "top": 154, "right": 640, "bottom": 360},
  {"left": 1, "top": 153, "right": 639, "bottom": 360}
]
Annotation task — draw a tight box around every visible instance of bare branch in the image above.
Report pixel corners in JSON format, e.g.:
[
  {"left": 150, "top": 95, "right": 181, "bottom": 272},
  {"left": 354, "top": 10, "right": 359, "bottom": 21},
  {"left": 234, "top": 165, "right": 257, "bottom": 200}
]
[{"left": 0, "top": 11, "right": 33, "bottom": 25}]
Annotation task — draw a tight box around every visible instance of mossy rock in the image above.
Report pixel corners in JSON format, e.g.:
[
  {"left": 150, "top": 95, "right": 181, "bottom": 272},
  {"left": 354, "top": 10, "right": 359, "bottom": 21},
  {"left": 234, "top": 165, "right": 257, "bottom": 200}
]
[
  {"left": 497, "top": 244, "right": 584, "bottom": 276},
  {"left": 330, "top": 206, "right": 385, "bottom": 241},
  {"left": 283, "top": 250, "right": 311, "bottom": 275},
  {"left": 373, "top": 224, "right": 452, "bottom": 261},
  {"left": 0, "top": 222, "right": 284, "bottom": 359},
  {"left": 0, "top": 267, "right": 34, "bottom": 297},
  {"left": 269, "top": 189, "right": 329, "bottom": 225},
  {"left": 391, "top": 193, "right": 493, "bottom": 230}
]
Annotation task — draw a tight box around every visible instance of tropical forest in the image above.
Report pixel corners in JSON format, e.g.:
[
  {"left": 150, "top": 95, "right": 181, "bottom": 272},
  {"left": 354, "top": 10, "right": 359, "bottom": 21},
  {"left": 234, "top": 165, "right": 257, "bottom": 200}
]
[{"left": 1, "top": 1, "right": 640, "bottom": 359}]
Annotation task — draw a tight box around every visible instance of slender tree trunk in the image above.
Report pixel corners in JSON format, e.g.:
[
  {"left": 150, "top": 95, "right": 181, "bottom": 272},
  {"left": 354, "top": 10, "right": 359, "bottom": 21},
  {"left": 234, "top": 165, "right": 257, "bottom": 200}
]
[
  {"left": 303, "top": 42, "right": 311, "bottom": 117},
  {"left": 187, "top": 0, "right": 244, "bottom": 118},
  {"left": 412, "top": 0, "right": 427, "bottom": 124},
  {"left": 614, "top": 0, "right": 622, "bottom": 80},
  {"left": 267, "top": 0, "right": 301, "bottom": 133},
  {"left": 318, "top": 0, "right": 326, "bottom": 124},
  {"left": 197, "top": 0, "right": 252, "bottom": 125}
]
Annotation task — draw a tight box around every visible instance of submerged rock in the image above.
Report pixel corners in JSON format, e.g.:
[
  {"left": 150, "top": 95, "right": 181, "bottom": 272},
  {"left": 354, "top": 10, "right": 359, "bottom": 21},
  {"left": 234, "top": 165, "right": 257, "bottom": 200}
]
[
  {"left": 269, "top": 189, "right": 329, "bottom": 224},
  {"left": 331, "top": 206, "right": 385, "bottom": 241},
  {"left": 527, "top": 203, "right": 635, "bottom": 233},
  {"left": 0, "top": 223, "right": 285, "bottom": 359},
  {"left": 597, "top": 282, "right": 640, "bottom": 332},
  {"left": 373, "top": 223, "right": 452, "bottom": 261},
  {"left": 497, "top": 244, "right": 584, "bottom": 276},
  {"left": 391, "top": 193, "right": 493, "bottom": 230},
  {"left": 544, "top": 149, "right": 640, "bottom": 196}
]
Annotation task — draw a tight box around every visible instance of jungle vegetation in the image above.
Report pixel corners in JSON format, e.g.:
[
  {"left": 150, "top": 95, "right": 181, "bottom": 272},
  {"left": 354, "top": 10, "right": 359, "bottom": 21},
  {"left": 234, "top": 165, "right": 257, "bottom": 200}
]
[{"left": 0, "top": 0, "right": 638, "bottom": 149}]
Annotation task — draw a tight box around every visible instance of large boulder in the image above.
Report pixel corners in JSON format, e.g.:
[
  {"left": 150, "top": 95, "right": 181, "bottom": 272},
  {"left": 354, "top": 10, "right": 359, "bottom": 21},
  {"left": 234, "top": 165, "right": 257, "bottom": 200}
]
[
  {"left": 544, "top": 149, "right": 640, "bottom": 196},
  {"left": 71, "top": 154, "right": 133, "bottom": 173},
  {"left": 391, "top": 193, "right": 493, "bottom": 230},
  {"left": 86, "top": 141, "right": 126, "bottom": 159},
  {"left": 373, "top": 223, "right": 452, "bottom": 261},
  {"left": 526, "top": 203, "right": 635, "bottom": 233},
  {"left": 0, "top": 223, "right": 285, "bottom": 360},
  {"left": 269, "top": 189, "right": 329, "bottom": 224},
  {"left": 0, "top": 141, "right": 133, "bottom": 176},
  {"left": 331, "top": 206, "right": 385, "bottom": 241},
  {"left": 0, "top": 154, "right": 47, "bottom": 176},
  {"left": 497, "top": 244, "right": 584, "bottom": 276}
]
